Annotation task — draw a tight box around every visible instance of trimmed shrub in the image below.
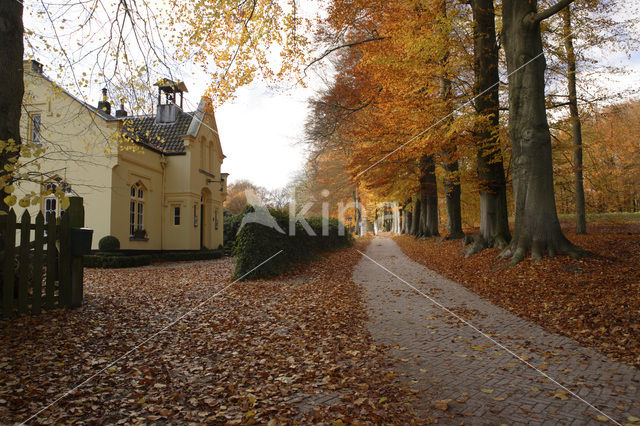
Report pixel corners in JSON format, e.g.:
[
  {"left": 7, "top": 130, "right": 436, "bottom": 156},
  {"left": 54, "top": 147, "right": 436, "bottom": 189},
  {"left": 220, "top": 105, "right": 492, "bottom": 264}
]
[
  {"left": 83, "top": 254, "right": 152, "bottom": 268},
  {"left": 233, "top": 208, "right": 353, "bottom": 280},
  {"left": 151, "top": 249, "right": 223, "bottom": 262},
  {"left": 98, "top": 235, "right": 120, "bottom": 252}
]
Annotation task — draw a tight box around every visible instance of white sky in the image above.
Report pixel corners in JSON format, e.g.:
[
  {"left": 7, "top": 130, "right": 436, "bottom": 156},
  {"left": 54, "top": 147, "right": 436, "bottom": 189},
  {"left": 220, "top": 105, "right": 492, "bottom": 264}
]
[
  {"left": 215, "top": 83, "right": 314, "bottom": 191},
  {"left": 177, "top": 68, "right": 326, "bottom": 191}
]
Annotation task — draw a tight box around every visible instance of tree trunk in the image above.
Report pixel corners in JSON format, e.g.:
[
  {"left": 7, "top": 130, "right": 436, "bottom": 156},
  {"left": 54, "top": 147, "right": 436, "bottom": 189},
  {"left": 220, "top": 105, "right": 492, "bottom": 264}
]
[
  {"left": 437, "top": 75, "right": 463, "bottom": 239},
  {"left": 442, "top": 151, "right": 463, "bottom": 239},
  {"left": 562, "top": 6, "right": 587, "bottom": 235},
  {"left": 404, "top": 210, "right": 411, "bottom": 234},
  {"left": 0, "top": 0, "right": 24, "bottom": 211},
  {"left": 501, "top": 0, "right": 581, "bottom": 264},
  {"left": 439, "top": 95, "right": 463, "bottom": 239},
  {"left": 418, "top": 196, "right": 426, "bottom": 237},
  {"left": 410, "top": 196, "right": 421, "bottom": 236},
  {"left": 419, "top": 155, "right": 439, "bottom": 237},
  {"left": 465, "top": 0, "right": 511, "bottom": 256}
]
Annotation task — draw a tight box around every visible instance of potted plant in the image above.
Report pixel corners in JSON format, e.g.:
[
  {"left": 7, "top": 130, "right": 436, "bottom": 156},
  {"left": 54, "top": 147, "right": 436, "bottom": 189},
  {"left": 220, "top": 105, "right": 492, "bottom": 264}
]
[{"left": 132, "top": 228, "right": 147, "bottom": 239}]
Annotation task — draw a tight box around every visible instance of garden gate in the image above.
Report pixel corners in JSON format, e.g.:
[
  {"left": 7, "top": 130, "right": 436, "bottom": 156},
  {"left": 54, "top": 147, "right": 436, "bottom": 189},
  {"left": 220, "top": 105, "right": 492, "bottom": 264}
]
[{"left": 0, "top": 197, "right": 90, "bottom": 317}]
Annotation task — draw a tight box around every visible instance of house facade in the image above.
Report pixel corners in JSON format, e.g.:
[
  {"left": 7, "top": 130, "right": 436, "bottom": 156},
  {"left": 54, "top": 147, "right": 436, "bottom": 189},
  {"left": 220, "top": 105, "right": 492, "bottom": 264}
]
[{"left": 17, "top": 60, "right": 228, "bottom": 251}]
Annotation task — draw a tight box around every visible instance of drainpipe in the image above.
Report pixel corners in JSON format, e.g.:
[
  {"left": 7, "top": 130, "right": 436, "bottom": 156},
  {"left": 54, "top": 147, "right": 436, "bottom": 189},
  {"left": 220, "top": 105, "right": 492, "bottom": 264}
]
[{"left": 160, "top": 154, "right": 168, "bottom": 251}]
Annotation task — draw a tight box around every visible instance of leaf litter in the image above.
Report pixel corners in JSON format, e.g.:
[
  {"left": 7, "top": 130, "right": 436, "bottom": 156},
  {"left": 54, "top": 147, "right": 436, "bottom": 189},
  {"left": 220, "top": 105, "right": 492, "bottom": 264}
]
[{"left": 0, "top": 242, "right": 424, "bottom": 424}]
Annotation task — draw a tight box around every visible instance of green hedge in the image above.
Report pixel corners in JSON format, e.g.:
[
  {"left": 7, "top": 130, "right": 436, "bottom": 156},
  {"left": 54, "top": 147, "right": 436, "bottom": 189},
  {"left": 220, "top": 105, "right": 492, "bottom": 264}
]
[
  {"left": 84, "top": 254, "right": 152, "bottom": 268},
  {"left": 233, "top": 208, "right": 353, "bottom": 280},
  {"left": 151, "top": 250, "right": 223, "bottom": 262}
]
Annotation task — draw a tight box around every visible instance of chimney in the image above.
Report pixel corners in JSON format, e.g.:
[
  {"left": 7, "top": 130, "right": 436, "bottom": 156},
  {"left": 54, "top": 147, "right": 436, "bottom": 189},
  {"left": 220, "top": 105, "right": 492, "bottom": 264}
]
[
  {"left": 115, "top": 100, "right": 127, "bottom": 118},
  {"left": 30, "top": 60, "right": 43, "bottom": 74},
  {"left": 97, "top": 88, "right": 111, "bottom": 115}
]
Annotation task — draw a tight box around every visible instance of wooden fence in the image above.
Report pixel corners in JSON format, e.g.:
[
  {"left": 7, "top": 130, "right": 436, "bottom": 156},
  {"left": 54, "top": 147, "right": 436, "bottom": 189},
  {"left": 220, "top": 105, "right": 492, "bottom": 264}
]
[{"left": 0, "top": 197, "right": 86, "bottom": 317}]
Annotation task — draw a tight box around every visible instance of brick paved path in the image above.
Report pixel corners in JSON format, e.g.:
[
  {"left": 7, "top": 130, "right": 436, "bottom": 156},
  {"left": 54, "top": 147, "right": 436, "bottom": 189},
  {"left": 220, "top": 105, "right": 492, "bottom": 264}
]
[{"left": 353, "top": 237, "right": 640, "bottom": 425}]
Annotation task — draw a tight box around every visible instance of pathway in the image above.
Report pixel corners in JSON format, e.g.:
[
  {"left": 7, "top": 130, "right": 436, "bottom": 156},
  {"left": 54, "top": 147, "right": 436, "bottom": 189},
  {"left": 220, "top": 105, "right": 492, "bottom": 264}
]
[{"left": 353, "top": 237, "right": 640, "bottom": 425}]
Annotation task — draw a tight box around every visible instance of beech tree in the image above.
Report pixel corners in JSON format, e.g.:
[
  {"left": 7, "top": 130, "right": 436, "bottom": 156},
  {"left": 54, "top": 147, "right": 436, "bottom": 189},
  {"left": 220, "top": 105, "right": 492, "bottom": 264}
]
[
  {"left": 560, "top": 5, "right": 587, "bottom": 234},
  {"left": 464, "top": 0, "right": 511, "bottom": 255},
  {"left": 436, "top": 1, "right": 463, "bottom": 240},
  {"left": 171, "top": 0, "right": 311, "bottom": 106},
  {"left": 500, "top": 0, "right": 583, "bottom": 264}
]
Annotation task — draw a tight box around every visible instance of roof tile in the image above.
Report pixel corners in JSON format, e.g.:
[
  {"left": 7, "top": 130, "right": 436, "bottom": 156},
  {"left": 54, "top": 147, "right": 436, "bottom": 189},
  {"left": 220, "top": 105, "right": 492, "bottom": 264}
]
[{"left": 121, "top": 111, "right": 193, "bottom": 154}]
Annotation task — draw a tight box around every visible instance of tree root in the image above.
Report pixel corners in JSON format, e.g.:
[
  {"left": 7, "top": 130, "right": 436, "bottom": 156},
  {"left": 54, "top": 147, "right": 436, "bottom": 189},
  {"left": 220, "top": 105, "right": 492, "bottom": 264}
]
[
  {"left": 462, "top": 233, "right": 510, "bottom": 258},
  {"left": 499, "top": 236, "right": 588, "bottom": 266},
  {"left": 440, "top": 232, "right": 465, "bottom": 243}
]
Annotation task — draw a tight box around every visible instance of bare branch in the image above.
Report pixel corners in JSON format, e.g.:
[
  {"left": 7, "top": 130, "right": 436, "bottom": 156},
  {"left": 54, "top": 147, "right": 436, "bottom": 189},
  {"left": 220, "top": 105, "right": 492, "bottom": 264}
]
[
  {"left": 303, "top": 37, "right": 389, "bottom": 75},
  {"left": 529, "top": 0, "right": 575, "bottom": 25}
]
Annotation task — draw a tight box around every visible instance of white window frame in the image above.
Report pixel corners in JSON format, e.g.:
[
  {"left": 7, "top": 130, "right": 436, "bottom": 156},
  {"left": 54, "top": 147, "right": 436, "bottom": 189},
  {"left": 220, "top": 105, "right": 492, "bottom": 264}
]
[
  {"left": 193, "top": 204, "right": 198, "bottom": 227},
  {"left": 43, "top": 179, "right": 71, "bottom": 223},
  {"left": 130, "top": 183, "right": 145, "bottom": 236},
  {"left": 173, "top": 205, "right": 181, "bottom": 226},
  {"left": 31, "top": 114, "right": 42, "bottom": 146}
]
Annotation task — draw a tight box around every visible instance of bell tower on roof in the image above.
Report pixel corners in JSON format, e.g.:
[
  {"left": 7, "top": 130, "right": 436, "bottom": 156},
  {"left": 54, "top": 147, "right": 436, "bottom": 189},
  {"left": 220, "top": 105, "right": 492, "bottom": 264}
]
[{"left": 155, "top": 79, "right": 188, "bottom": 124}]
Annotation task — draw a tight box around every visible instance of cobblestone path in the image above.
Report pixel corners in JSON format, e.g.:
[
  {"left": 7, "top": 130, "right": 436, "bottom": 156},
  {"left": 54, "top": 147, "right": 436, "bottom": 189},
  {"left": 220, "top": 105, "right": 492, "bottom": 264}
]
[{"left": 353, "top": 237, "right": 640, "bottom": 425}]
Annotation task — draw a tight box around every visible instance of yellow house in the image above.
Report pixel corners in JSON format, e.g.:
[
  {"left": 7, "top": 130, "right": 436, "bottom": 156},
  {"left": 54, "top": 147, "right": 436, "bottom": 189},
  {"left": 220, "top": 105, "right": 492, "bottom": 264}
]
[{"left": 17, "top": 60, "right": 228, "bottom": 251}]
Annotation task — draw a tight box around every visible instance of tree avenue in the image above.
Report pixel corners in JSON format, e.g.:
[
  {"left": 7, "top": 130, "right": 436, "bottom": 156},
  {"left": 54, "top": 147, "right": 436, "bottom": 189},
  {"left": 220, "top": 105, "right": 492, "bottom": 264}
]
[{"left": 301, "top": 0, "right": 638, "bottom": 264}]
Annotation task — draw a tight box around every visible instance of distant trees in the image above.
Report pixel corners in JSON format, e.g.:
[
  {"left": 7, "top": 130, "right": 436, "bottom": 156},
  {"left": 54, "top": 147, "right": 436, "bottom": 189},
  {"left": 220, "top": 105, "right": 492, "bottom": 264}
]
[
  {"left": 543, "top": 0, "right": 638, "bottom": 234},
  {"left": 224, "top": 180, "right": 294, "bottom": 214},
  {"left": 554, "top": 100, "right": 640, "bottom": 213},
  {"left": 224, "top": 180, "right": 267, "bottom": 214}
]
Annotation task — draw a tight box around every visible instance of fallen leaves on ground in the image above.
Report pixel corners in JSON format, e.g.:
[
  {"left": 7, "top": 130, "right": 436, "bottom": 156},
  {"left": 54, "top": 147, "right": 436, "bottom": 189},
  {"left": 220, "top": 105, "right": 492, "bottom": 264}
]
[
  {"left": 0, "top": 243, "right": 423, "bottom": 424},
  {"left": 395, "top": 220, "right": 640, "bottom": 368},
  {"left": 432, "top": 399, "right": 451, "bottom": 411}
]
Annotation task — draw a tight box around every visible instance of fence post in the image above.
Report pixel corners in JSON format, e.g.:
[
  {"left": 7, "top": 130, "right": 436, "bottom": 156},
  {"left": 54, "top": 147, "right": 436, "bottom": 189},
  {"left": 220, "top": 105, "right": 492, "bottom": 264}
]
[
  {"left": 59, "top": 212, "right": 71, "bottom": 307},
  {"left": 46, "top": 213, "right": 57, "bottom": 310},
  {"left": 2, "top": 210, "right": 16, "bottom": 317},
  {"left": 18, "top": 211, "right": 30, "bottom": 315},
  {"left": 32, "top": 212, "right": 45, "bottom": 314},
  {"left": 68, "top": 197, "right": 84, "bottom": 308}
]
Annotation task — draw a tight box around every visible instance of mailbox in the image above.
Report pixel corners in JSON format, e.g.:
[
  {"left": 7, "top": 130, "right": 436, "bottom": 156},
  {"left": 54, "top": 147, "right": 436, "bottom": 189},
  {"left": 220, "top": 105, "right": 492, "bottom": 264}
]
[{"left": 70, "top": 227, "right": 93, "bottom": 256}]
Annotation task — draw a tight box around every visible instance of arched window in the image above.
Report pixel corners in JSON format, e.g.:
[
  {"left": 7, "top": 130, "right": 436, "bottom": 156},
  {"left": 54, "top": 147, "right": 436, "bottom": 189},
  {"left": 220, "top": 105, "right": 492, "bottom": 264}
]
[
  {"left": 130, "top": 183, "right": 145, "bottom": 236},
  {"left": 43, "top": 178, "right": 71, "bottom": 223}
]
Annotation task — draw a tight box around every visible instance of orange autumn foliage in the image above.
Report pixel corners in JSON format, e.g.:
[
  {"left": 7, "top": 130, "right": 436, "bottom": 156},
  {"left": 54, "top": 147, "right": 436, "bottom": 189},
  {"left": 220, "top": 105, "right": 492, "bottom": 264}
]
[{"left": 553, "top": 99, "right": 640, "bottom": 213}]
